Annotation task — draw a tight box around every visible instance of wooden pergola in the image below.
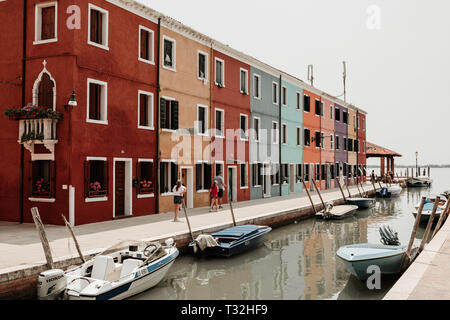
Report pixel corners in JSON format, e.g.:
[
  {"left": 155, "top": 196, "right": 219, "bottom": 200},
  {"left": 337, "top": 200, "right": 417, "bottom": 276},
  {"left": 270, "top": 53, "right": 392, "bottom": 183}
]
[{"left": 366, "top": 142, "right": 402, "bottom": 177}]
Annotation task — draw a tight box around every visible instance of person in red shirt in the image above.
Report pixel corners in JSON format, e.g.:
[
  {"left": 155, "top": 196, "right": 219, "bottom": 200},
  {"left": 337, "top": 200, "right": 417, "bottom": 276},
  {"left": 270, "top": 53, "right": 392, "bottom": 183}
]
[{"left": 209, "top": 180, "right": 219, "bottom": 212}]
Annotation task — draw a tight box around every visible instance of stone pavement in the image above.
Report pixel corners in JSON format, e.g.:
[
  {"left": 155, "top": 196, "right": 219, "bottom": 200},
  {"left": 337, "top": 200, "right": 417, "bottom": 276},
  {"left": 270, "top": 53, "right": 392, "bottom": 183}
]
[{"left": 0, "top": 184, "right": 371, "bottom": 274}]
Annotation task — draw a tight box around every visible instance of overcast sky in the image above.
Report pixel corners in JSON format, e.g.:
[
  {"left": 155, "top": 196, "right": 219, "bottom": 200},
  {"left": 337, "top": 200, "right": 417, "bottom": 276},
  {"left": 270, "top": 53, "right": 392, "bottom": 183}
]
[{"left": 138, "top": 0, "right": 450, "bottom": 166}]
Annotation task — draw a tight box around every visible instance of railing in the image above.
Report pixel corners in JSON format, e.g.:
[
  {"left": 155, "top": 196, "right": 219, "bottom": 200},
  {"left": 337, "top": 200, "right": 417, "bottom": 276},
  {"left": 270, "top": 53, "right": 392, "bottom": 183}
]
[{"left": 18, "top": 118, "right": 58, "bottom": 143}]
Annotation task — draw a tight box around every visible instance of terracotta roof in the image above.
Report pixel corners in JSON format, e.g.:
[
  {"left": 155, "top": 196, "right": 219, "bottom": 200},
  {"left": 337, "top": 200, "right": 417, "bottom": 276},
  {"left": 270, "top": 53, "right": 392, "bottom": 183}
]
[{"left": 366, "top": 142, "right": 402, "bottom": 157}]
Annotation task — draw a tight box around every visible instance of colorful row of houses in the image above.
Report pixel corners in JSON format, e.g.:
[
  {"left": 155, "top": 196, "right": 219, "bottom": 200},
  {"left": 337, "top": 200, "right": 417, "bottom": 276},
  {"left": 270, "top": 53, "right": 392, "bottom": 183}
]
[{"left": 0, "top": 0, "right": 367, "bottom": 226}]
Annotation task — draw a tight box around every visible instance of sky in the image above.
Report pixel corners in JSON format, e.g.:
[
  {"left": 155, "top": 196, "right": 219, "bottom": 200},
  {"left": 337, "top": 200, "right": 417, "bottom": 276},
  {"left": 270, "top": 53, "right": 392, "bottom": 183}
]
[{"left": 138, "top": 0, "right": 450, "bottom": 166}]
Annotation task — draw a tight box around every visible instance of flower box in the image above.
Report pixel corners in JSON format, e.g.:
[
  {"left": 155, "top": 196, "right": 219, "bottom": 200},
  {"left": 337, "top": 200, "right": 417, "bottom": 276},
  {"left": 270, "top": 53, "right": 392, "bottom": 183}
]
[
  {"left": 88, "top": 190, "right": 108, "bottom": 198},
  {"left": 139, "top": 187, "right": 154, "bottom": 194},
  {"left": 4, "top": 104, "right": 63, "bottom": 121}
]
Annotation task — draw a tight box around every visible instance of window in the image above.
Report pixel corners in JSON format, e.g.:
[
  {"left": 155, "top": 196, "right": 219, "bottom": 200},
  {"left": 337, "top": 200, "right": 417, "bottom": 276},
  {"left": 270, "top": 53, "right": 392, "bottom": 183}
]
[
  {"left": 321, "top": 102, "right": 324, "bottom": 117},
  {"left": 282, "top": 86, "right": 287, "bottom": 106},
  {"left": 253, "top": 117, "right": 260, "bottom": 142},
  {"left": 272, "top": 121, "right": 279, "bottom": 144},
  {"left": 363, "top": 118, "right": 365, "bottom": 130},
  {"left": 272, "top": 82, "right": 279, "bottom": 105},
  {"left": 335, "top": 107, "right": 341, "bottom": 121},
  {"left": 363, "top": 141, "right": 366, "bottom": 154},
  {"left": 196, "top": 105, "right": 208, "bottom": 135},
  {"left": 348, "top": 138, "right": 353, "bottom": 152},
  {"left": 160, "top": 98, "right": 179, "bottom": 130},
  {"left": 138, "top": 91, "right": 154, "bottom": 129},
  {"left": 253, "top": 74, "right": 261, "bottom": 99},
  {"left": 354, "top": 140, "right": 359, "bottom": 153},
  {"left": 315, "top": 131, "right": 321, "bottom": 148},
  {"left": 353, "top": 115, "right": 357, "bottom": 129},
  {"left": 304, "top": 95, "right": 310, "bottom": 112},
  {"left": 296, "top": 92, "right": 301, "bottom": 110},
  {"left": 296, "top": 127, "right": 301, "bottom": 146},
  {"left": 304, "top": 128, "right": 310, "bottom": 146},
  {"left": 137, "top": 161, "right": 154, "bottom": 194},
  {"left": 321, "top": 164, "right": 326, "bottom": 181},
  {"left": 139, "top": 26, "right": 154, "bottom": 64},
  {"left": 252, "top": 163, "right": 263, "bottom": 187},
  {"left": 330, "top": 106, "right": 333, "bottom": 120},
  {"left": 330, "top": 135, "right": 334, "bottom": 150},
  {"left": 215, "top": 58, "right": 225, "bottom": 87},
  {"left": 304, "top": 163, "right": 309, "bottom": 182},
  {"left": 240, "top": 114, "right": 248, "bottom": 140},
  {"left": 335, "top": 163, "right": 340, "bottom": 177},
  {"left": 315, "top": 100, "right": 321, "bottom": 116},
  {"left": 198, "top": 51, "right": 208, "bottom": 81},
  {"left": 320, "top": 132, "right": 325, "bottom": 149},
  {"left": 315, "top": 164, "right": 320, "bottom": 181},
  {"left": 31, "top": 160, "right": 55, "bottom": 198},
  {"left": 215, "top": 162, "right": 224, "bottom": 176},
  {"left": 240, "top": 163, "right": 248, "bottom": 188},
  {"left": 343, "top": 137, "right": 347, "bottom": 151},
  {"left": 88, "top": 4, "right": 108, "bottom": 49},
  {"left": 281, "top": 164, "right": 289, "bottom": 184},
  {"left": 87, "top": 78, "right": 107, "bottom": 124},
  {"left": 296, "top": 164, "right": 302, "bottom": 183},
  {"left": 160, "top": 161, "right": 178, "bottom": 194},
  {"left": 35, "top": 2, "right": 57, "bottom": 44},
  {"left": 163, "top": 36, "right": 176, "bottom": 70},
  {"left": 271, "top": 163, "right": 280, "bottom": 185},
  {"left": 330, "top": 164, "right": 335, "bottom": 179},
  {"left": 343, "top": 111, "right": 348, "bottom": 124},
  {"left": 282, "top": 124, "right": 287, "bottom": 144},
  {"left": 335, "top": 135, "right": 340, "bottom": 150},
  {"left": 240, "top": 68, "right": 248, "bottom": 94},
  {"left": 196, "top": 163, "right": 212, "bottom": 191},
  {"left": 37, "top": 73, "right": 54, "bottom": 110},
  {"left": 357, "top": 116, "right": 360, "bottom": 129},
  {"left": 215, "top": 109, "right": 225, "bottom": 137},
  {"left": 343, "top": 163, "right": 347, "bottom": 176},
  {"left": 84, "top": 159, "right": 108, "bottom": 198}
]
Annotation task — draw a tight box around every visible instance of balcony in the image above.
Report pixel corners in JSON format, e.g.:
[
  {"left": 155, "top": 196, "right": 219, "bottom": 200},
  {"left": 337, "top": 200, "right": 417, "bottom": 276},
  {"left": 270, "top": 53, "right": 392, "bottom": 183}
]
[{"left": 18, "top": 118, "right": 59, "bottom": 160}]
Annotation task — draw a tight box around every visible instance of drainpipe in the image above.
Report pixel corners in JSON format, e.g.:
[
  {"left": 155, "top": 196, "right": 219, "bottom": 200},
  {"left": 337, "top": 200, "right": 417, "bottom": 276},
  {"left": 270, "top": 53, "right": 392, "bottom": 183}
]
[
  {"left": 155, "top": 17, "right": 161, "bottom": 214},
  {"left": 19, "top": 0, "right": 28, "bottom": 223},
  {"left": 279, "top": 75, "right": 282, "bottom": 197}
]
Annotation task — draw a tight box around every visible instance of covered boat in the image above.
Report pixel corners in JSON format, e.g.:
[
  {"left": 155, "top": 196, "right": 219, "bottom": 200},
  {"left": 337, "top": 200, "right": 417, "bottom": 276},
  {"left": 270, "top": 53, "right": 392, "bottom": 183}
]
[
  {"left": 189, "top": 225, "right": 272, "bottom": 258},
  {"left": 346, "top": 197, "right": 375, "bottom": 209},
  {"left": 406, "top": 177, "right": 432, "bottom": 188},
  {"left": 315, "top": 204, "right": 358, "bottom": 220},
  {"left": 387, "top": 185, "right": 402, "bottom": 197},
  {"left": 37, "top": 239, "right": 178, "bottom": 300}
]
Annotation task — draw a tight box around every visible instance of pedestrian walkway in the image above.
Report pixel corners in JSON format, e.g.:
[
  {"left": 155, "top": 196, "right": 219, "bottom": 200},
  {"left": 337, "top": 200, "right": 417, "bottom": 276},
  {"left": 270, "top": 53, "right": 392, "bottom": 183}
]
[{"left": 0, "top": 184, "right": 370, "bottom": 273}]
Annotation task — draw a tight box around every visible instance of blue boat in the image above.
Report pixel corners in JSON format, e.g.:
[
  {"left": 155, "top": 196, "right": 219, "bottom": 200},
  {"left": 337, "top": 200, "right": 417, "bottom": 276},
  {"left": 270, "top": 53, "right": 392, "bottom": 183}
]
[
  {"left": 189, "top": 225, "right": 272, "bottom": 258},
  {"left": 376, "top": 187, "right": 391, "bottom": 198},
  {"left": 336, "top": 243, "right": 407, "bottom": 281},
  {"left": 412, "top": 200, "right": 445, "bottom": 224}
]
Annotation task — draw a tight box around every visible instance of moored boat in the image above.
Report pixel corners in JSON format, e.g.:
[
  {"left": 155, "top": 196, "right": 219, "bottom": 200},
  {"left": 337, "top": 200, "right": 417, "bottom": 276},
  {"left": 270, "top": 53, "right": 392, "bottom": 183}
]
[
  {"left": 315, "top": 204, "right": 358, "bottom": 220},
  {"left": 406, "top": 177, "right": 432, "bottom": 188},
  {"left": 387, "top": 185, "right": 402, "bottom": 197},
  {"left": 412, "top": 199, "right": 445, "bottom": 224},
  {"left": 346, "top": 197, "right": 375, "bottom": 209}
]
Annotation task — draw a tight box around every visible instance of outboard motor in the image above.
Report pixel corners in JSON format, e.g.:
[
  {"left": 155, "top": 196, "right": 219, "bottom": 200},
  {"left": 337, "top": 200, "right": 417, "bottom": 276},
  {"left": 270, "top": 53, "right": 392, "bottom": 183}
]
[
  {"left": 379, "top": 224, "right": 401, "bottom": 246},
  {"left": 37, "top": 269, "right": 67, "bottom": 300},
  {"left": 380, "top": 187, "right": 389, "bottom": 197}
]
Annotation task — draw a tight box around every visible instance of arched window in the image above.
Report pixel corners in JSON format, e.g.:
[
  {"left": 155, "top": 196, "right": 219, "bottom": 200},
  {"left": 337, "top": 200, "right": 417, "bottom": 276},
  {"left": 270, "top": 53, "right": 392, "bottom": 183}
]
[{"left": 38, "top": 73, "right": 54, "bottom": 109}]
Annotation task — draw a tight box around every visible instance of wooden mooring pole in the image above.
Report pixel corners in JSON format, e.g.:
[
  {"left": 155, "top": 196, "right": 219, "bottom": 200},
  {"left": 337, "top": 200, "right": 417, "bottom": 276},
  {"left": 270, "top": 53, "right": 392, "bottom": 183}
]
[
  {"left": 182, "top": 202, "right": 195, "bottom": 242},
  {"left": 303, "top": 181, "right": 317, "bottom": 214},
  {"left": 229, "top": 201, "right": 237, "bottom": 227},
  {"left": 345, "top": 180, "right": 352, "bottom": 198},
  {"left": 31, "top": 207, "right": 54, "bottom": 269},
  {"left": 402, "top": 196, "right": 426, "bottom": 270},
  {"left": 359, "top": 180, "right": 368, "bottom": 197},
  {"left": 336, "top": 178, "right": 347, "bottom": 202},
  {"left": 431, "top": 200, "right": 450, "bottom": 239},
  {"left": 354, "top": 178, "right": 363, "bottom": 197},
  {"left": 61, "top": 214, "right": 85, "bottom": 263},
  {"left": 418, "top": 197, "right": 440, "bottom": 255},
  {"left": 312, "top": 179, "right": 326, "bottom": 210},
  {"left": 371, "top": 180, "right": 377, "bottom": 193}
]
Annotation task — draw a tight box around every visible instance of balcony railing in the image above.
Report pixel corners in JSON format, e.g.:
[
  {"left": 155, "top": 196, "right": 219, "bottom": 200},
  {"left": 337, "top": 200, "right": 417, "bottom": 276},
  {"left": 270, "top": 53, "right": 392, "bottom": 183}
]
[{"left": 18, "top": 118, "right": 58, "bottom": 143}]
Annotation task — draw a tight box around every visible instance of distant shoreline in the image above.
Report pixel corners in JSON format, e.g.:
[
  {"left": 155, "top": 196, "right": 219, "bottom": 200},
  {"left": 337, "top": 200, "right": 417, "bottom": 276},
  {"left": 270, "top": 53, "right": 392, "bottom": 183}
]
[{"left": 367, "top": 165, "right": 450, "bottom": 168}]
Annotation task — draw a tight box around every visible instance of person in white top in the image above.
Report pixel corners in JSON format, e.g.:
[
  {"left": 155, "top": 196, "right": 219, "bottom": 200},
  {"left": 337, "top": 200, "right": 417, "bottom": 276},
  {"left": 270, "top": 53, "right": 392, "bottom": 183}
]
[{"left": 172, "top": 180, "right": 186, "bottom": 222}]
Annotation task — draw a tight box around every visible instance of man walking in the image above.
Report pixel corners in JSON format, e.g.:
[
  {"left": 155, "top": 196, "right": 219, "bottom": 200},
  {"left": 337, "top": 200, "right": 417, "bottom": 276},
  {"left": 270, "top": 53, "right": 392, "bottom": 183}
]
[{"left": 213, "top": 171, "right": 227, "bottom": 209}]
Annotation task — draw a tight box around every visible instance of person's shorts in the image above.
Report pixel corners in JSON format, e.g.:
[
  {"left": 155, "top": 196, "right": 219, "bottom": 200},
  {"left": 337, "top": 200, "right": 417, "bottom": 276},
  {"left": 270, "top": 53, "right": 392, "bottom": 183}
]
[
  {"left": 174, "top": 196, "right": 183, "bottom": 204},
  {"left": 218, "top": 189, "right": 224, "bottom": 198}
]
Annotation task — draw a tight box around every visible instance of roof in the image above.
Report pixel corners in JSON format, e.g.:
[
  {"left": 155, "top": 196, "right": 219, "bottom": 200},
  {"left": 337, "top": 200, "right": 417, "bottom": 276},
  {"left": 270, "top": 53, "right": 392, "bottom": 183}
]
[{"left": 366, "top": 142, "right": 402, "bottom": 158}]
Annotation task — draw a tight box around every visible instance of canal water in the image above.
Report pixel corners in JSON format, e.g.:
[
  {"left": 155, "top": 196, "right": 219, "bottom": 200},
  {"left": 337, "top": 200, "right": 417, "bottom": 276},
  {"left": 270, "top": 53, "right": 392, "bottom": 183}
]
[{"left": 132, "top": 168, "right": 450, "bottom": 300}]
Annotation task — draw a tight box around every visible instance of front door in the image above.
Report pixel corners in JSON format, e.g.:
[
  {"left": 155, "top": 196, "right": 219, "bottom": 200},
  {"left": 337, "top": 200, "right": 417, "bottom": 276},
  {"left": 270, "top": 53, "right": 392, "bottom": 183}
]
[
  {"left": 115, "top": 161, "right": 125, "bottom": 217},
  {"left": 181, "top": 169, "right": 188, "bottom": 207},
  {"left": 263, "top": 163, "right": 271, "bottom": 198},
  {"left": 290, "top": 164, "right": 295, "bottom": 193},
  {"left": 228, "top": 167, "right": 233, "bottom": 202}
]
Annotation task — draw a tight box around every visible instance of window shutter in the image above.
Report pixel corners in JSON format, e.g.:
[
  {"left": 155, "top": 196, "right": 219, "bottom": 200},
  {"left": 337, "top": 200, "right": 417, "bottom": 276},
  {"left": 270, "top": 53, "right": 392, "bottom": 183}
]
[
  {"left": 137, "top": 162, "right": 141, "bottom": 194},
  {"left": 41, "top": 6, "right": 55, "bottom": 40},
  {"left": 90, "top": 10, "right": 98, "bottom": 43},
  {"left": 160, "top": 98, "right": 167, "bottom": 129},
  {"left": 50, "top": 161, "right": 56, "bottom": 198},
  {"left": 160, "top": 163, "right": 166, "bottom": 194},
  {"left": 171, "top": 101, "right": 179, "bottom": 130},
  {"left": 140, "top": 29, "right": 148, "bottom": 60},
  {"left": 171, "top": 163, "right": 178, "bottom": 189},
  {"left": 204, "top": 164, "right": 212, "bottom": 190},
  {"left": 84, "top": 160, "right": 90, "bottom": 198},
  {"left": 196, "top": 164, "right": 202, "bottom": 191},
  {"left": 140, "top": 94, "right": 148, "bottom": 127}
]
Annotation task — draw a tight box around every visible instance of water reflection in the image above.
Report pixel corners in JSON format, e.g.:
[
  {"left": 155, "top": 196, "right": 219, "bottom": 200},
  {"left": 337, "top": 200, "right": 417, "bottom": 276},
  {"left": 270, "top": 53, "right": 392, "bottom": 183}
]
[{"left": 132, "top": 169, "right": 450, "bottom": 300}]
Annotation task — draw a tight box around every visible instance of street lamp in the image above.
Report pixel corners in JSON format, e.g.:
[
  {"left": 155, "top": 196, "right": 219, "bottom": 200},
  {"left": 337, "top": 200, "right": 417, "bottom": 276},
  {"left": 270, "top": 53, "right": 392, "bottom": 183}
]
[{"left": 415, "top": 151, "right": 418, "bottom": 177}]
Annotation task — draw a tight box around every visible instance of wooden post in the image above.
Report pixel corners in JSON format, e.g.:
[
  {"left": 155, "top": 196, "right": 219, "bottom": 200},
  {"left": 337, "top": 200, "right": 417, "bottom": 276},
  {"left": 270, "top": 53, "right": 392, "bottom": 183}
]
[
  {"left": 431, "top": 200, "right": 450, "bottom": 239},
  {"left": 402, "top": 196, "right": 426, "bottom": 270},
  {"left": 336, "top": 178, "right": 347, "bottom": 202},
  {"left": 229, "top": 201, "right": 237, "bottom": 227},
  {"left": 61, "top": 214, "right": 85, "bottom": 263},
  {"left": 31, "top": 207, "right": 54, "bottom": 269},
  {"left": 371, "top": 180, "right": 377, "bottom": 193},
  {"left": 182, "top": 202, "right": 195, "bottom": 242},
  {"left": 359, "top": 180, "right": 367, "bottom": 197},
  {"left": 303, "top": 181, "right": 317, "bottom": 214},
  {"left": 378, "top": 181, "right": 383, "bottom": 190},
  {"left": 418, "top": 197, "right": 440, "bottom": 254},
  {"left": 428, "top": 167, "right": 430, "bottom": 178},
  {"left": 312, "top": 179, "right": 326, "bottom": 210},
  {"left": 354, "top": 178, "right": 363, "bottom": 197},
  {"left": 345, "top": 180, "right": 352, "bottom": 198}
]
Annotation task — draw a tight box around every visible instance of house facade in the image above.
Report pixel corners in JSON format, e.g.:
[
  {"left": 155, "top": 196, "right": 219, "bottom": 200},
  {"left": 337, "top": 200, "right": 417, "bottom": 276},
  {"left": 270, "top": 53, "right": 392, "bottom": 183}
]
[
  {"left": 347, "top": 107, "right": 358, "bottom": 184},
  {"left": 319, "top": 96, "right": 335, "bottom": 190},
  {"left": 334, "top": 103, "right": 348, "bottom": 187}
]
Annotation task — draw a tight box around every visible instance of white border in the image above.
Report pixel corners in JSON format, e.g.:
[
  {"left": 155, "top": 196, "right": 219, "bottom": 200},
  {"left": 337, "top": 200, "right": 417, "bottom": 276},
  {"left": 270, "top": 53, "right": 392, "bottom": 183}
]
[
  {"left": 214, "top": 108, "right": 225, "bottom": 138},
  {"left": 197, "top": 50, "right": 209, "bottom": 82},
  {"left": 239, "top": 113, "right": 249, "bottom": 141},
  {"left": 138, "top": 90, "right": 154, "bottom": 130},
  {"left": 88, "top": 3, "right": 109, "bottom": 50},
  {"left": 138, "top": 25, "right": 155, "bottom": 65},
  {"left": 86, "top": 78, "right": 108, "bottom": 125},
  {"left": 281, "top": 85, "right": 287, "bottom": 106},
  {"left": 162, "top": 35, "right": 176, "bottom": 72},
  {"left": 272, "top": 81, "right": 279, "bottom": 105},
  {"left": 137, "top": 158, "right": 155, "bottom": 199},
  {"left": 113, "top": 158, "right": 133, "bottom": 218},
  {"left": 253, "top": 74, "right": 261, "bottom": 100},
  {"left": 34, "top": 1, "right": 58, "bottom": 45},
  {"left": 214, "top": 57, "right": 225, "bottom": 87},
  {"left": 240, "top": 68, "right": 249, "bottom": 95},
  {"left": 196, "top": 104, "right": 209, "bottom": 136}
]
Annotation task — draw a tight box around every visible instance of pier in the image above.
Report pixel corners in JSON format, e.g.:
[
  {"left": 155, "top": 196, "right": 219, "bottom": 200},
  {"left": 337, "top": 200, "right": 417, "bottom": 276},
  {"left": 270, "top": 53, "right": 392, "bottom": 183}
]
[{"left": 0, "top": 183, "right": 375, "bottom": 299}]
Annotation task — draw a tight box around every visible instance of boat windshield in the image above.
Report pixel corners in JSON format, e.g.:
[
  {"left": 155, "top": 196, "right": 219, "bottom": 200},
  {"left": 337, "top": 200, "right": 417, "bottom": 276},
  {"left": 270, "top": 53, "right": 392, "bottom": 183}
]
[{"left": 94, "top": 240, "right": 148, "bottom": 258}]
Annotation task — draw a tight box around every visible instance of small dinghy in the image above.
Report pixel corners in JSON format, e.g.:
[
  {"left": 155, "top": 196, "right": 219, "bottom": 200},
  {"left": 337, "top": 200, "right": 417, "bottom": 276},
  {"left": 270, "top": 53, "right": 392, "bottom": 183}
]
[
  {"left": 413, "top": 198, "right": 446, "bottom": 224},
  {"left": 406, "top": 177, "right": 432, "bottom": 188},
  {"left": 37, "top": 239, "right": 178, "bottom": 300},
  {"left": 387, "top": 185, "right": 402, "bottom": 197},
  {"left": 336, "top": 225, "right": 407, "bottom": 281},
  {"left": 346, "top": 197, "right": 375, "bottom": 209},
  {"left": 189, "top": 225, "right": 272, "bottom": 258},
  {"left": 315, "top": 203, "right": 358, "bottom": 220},
  {"left": 376, "top": 187, "right": 391, "bottom": 198}
]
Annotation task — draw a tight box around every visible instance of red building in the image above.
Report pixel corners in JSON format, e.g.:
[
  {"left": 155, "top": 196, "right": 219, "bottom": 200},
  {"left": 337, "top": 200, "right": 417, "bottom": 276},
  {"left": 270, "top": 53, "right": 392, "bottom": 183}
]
[
  {"left": 211, "top": 49, "right": 251, "bottom": 203},
  {"left": 0, "top": 0, "right": 158, "bottom": 225},
  {"left": 357, "top": 110, "right": 367, "bottom": 182}
]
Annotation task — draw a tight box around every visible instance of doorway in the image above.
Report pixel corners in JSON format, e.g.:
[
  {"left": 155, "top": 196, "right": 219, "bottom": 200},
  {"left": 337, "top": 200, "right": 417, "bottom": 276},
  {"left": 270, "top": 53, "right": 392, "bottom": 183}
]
[
  {"left": 180, "top": 167, "right": 193, "bottom": 209},
  {"left": 228, "top": 166, "right": 237, "bottom": 202},
  {"left": 113, "top": 158, "right": 132, "bottom": 218},
  {"left": 263, "top": 163, "right": 271, "bottom": 198},
  {"left": 290, "top": 164, "right": 295, "bottom": 193}
]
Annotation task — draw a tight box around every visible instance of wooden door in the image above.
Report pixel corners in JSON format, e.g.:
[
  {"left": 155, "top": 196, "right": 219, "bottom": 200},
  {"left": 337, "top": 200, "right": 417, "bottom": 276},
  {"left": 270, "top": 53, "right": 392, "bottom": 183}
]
[
  {"left": 181, "top": 169, "right": 187, "bottom": 207},
  {"left": 115, "top": 161, "right": 125, "bottom": 217}
]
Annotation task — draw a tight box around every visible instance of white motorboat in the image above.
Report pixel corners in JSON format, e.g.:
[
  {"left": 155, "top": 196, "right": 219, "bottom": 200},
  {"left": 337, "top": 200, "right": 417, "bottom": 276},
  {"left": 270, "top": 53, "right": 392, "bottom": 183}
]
[
  {"left": 316, "top": 203, "right": 359, "bottom": 220},
  {"left": 387, "top": 185, "right": 402, "bottom": 197},
  {"left": 37, "top": 239, "right": 178, "bottom": 300}
]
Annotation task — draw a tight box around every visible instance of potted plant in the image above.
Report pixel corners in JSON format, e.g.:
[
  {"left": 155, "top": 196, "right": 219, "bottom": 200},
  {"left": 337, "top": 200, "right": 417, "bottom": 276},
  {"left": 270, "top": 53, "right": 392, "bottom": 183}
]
[{"left": 4, "top": 104, "right": 63, "bottom": 120}]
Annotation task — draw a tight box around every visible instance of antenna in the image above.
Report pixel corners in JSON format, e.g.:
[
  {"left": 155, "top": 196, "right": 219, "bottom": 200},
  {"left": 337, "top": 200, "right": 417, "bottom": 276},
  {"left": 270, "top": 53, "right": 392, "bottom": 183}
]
[
  {"left": 307, "top": 64, "right": 314, "bottom": 87},
  {"left": 343, "top": 61, "right": 347, "bottom": 102}
]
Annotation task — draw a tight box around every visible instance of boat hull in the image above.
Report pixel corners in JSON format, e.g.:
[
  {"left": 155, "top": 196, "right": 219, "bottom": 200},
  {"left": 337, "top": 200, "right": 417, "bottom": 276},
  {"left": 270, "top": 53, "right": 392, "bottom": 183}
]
[
  {"left": 412, "top": 211, "right": 441, "bottom": 225},
  {"left": 346, "top": 198, "right": 375, "bottom": 209},
  {"left": 316, "top": 205, "right": 358, "bottom": 220}
]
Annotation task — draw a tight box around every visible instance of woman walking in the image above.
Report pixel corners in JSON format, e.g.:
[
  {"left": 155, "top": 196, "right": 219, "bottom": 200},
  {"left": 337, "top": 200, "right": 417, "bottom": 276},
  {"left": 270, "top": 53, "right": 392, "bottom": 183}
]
[
  {"left": 209, "top": 180, "right": 219, "bottom": 212},
  {"left": 172, "top": 180, "right": 186, "bottom": 222}
]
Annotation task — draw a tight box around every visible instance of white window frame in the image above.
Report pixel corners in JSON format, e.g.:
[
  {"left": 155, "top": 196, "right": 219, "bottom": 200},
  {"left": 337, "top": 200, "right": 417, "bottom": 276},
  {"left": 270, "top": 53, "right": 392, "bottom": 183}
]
[
  {"left": 239, "top": 162, "right": 248, "bottom": 189},
  {"left": 137, "top": 90, "right": 154, "bottom": 130},
  {"left": 272, "top": 121, "right": 279, "bottom": 144},
  {"left": 253, "top": 117, "right": 261, "bottom": 142},
  {"left": 363, "top": 118, "right": 366, "bottom": 131},
  {"left": 215, "top": 161, "right": 224, "bottom": 176},
  {"left": 34, "top": 1, "right": 58, "bottom": 45},
  {"left": 282, "top": 123, "right": 287, "bottom": 145},
  {"left": 335, "top": 135, "right": 340, "bottom": 150},
  {"left": 196, "top": 161, "right": 212, "bottom": 192},
  {"left": 196, "top": 104, "right": 209, "bottom": 136},
  {"left": 137, "top": 159, "right": 155, "bottom": 198},
  {"left": 330, "top": 135, "right": 334, "bottom": 150},
  {"left": 86, "top": 78, "right": 108, "bottom": 125},
  {"left": 240, "top": 113, "right": 249, "bottom": 141},
  {"left": 138, "top": 25, "right": 155, "bottom": 65},
  {"left": 215, "top": 108, "right": 225, "bottom": 138},
  {"left": 160, "top": 160, "right": 177, "bottom": 196},
  {"left": 253, "top": 74, "right": 261, "bottom": 100},
  {"left": 240, "top": 68, "right": 249, "bottom": 95},
  {"left": 321, "top": 132, "right": 325, "bottom": 150},
  {"left": 85, "top": 156, "right": 108, "bottom": 203},
  {"left": 162, "top": 35, "right": 176, "bottom": 72},
  {"left": 330, "top": 105, "right": 334, "bottom": 120},
  {"left": 296, "top": 91, "right": 301, "bottom": 110},
  {"left": 281, "top": 86, "right": 287, "bottom": 106},
  {"left": 197, "top": 50, "right": 209, "bottom": 82},
  {"left": 87, "top": 3, "right": 109, "bottom": 50},
  {"left": 214, "top": 57, "right": 225, "bottom": 87},
  {"left": 272, "top": 82, "right": 279, "bottom": 105},
  {"left": 303, "top": 94, "right": 310, "bottom": 113}
]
